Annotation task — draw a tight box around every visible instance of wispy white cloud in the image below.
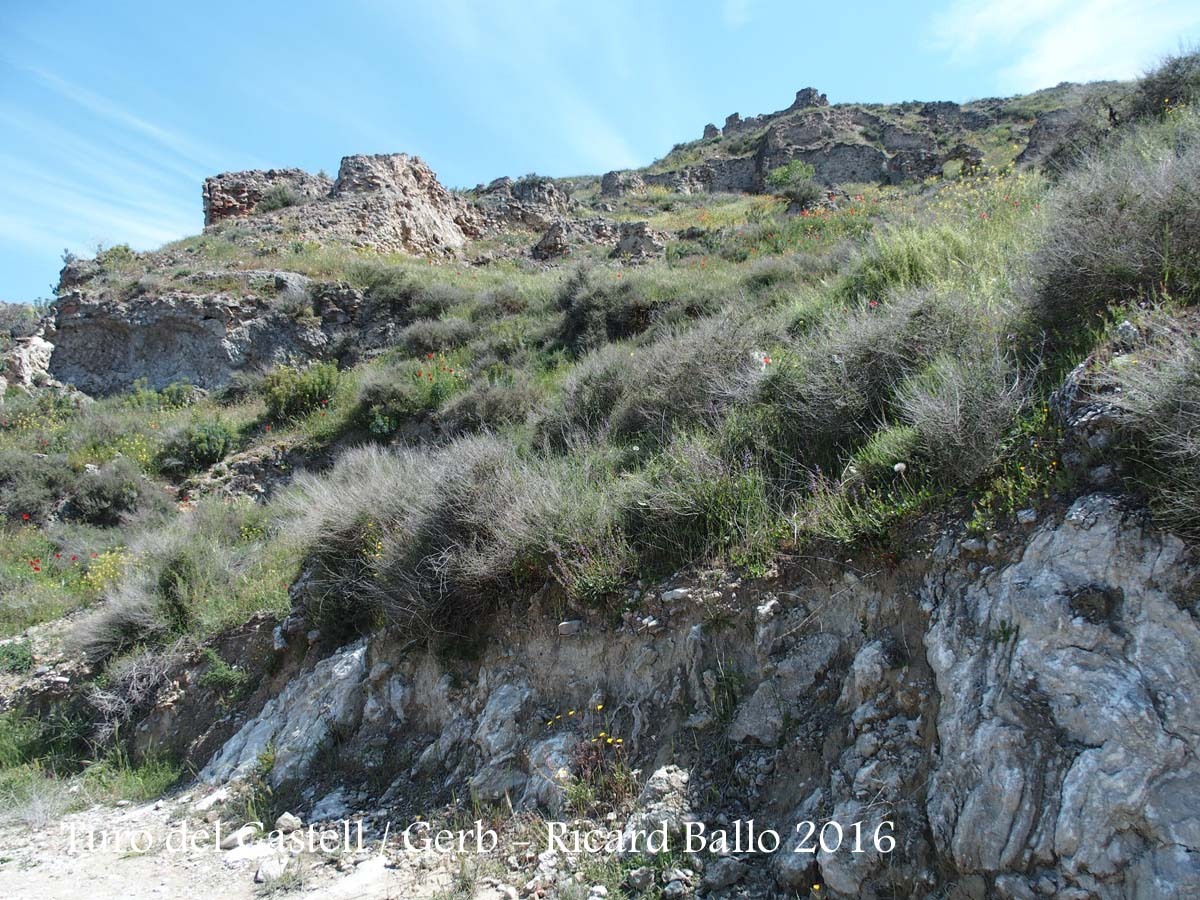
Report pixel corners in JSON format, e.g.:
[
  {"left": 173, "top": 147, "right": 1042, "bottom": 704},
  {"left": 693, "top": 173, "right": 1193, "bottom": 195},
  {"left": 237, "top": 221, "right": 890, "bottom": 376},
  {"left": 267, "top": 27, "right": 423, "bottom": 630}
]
[
  {"left": 0, "top": 65, "right": 238, "bottom": 278},
  {"left": 932, "top": 0, "right": 1200, "bottom": 92},
  {"left": 24, "top": 67, "right": 230, "bottom": 180}
]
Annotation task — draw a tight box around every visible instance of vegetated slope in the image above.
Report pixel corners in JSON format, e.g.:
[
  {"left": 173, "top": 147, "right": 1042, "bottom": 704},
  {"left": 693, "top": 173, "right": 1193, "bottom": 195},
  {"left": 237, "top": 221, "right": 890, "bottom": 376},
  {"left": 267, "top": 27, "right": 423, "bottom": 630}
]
[{"left": 0, "top": 52, "right": 1199, "bottom": 899}]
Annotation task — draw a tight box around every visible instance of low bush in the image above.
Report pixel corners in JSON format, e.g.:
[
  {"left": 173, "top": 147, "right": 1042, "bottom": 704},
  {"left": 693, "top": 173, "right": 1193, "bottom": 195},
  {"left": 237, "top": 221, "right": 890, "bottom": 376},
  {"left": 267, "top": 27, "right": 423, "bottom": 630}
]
[
  {"left": 0, "top": 639, "right": 33, "bottom": 673},
  {"left": 836, "top": 224, "right": 974, "bottom": 303},
  {"left": 355, "top": 355, "right": 467, "bottom": 436},
  {"left": 1130, "top": 49, "right": 1200, "bottom": 122},
  {"left": 734, "top": 288, "right": 993, "bottom": 480},
  {"left": 161, "top": 420, "right": 235, "bottom": 472},
  {"left": 1113, "top": 326, "right": 1200, "bottom": 536},
  {"left": 347, "top": 261, "right": 471, "bottom": 321},
  {"left": 69, "top": 457, "right": 146, "bottom": 526},
  {"left": 438, "top": 373, "right": 541, "bottom": 434},
  {"left": 765, "top": 160, "right": 821, "bottom": 208},
  {"left": 70, "top": 498, "right": 286, "bottom": 664},
  {"left": 1029, "top": 107, "right": 1200, "bottom": 340},
  {"left": 553, "top": 266, "right": 718, "bottom": 355},
  {"left": 898, "top": 349, "right": 1027, "bottom": 486},
  {"left": 625, "top": 436, "right": 776, "bottom": 573},
  {"left": 262, "top": 363, "right": 339, "bottom": 421},
  {"left": 539, "top": 317, "right": 760, "bottom": 449},
  {"left": 285, "top": 438, "right": 621, "bottom": 641},
  {"left": 256, "top": 185, "right": 301, "bottom": 213},
  {"left": 400, "top": 317, "right": 478, "bottom": 355}
]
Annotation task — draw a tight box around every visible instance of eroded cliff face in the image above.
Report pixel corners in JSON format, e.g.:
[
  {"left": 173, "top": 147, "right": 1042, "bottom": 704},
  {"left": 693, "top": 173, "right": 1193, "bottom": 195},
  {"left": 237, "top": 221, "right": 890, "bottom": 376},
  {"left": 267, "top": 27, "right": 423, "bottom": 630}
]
[{"left": 141, "top": 494, "right": 1199, "bottom": 899}]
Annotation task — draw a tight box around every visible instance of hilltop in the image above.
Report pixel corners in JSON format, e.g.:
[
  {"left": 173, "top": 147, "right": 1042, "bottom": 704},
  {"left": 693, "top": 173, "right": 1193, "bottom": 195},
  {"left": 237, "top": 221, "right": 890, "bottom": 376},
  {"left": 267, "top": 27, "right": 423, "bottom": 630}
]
[{"left": 1, "top": 53, "right": 1199, "bottom": 900}]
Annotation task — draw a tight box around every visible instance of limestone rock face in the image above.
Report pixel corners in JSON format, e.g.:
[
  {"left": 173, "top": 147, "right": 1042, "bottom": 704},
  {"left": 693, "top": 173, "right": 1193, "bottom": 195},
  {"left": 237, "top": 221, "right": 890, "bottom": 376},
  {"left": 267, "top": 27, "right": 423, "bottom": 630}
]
[
  {"left": 622, "top": 766, "right": 693, "bottom": 843},
  {"left": 175, "top": 492, "right": 1198, "bottom": 898},
  {"left": 472, "top": 175, "right": 574, "bottom": 231},
  {"left": 925, "top": 494, "right": 1200, "bottom": 899},
  {"left": 202, "top": 168, "right": 332, "bottom": 226},
  {"left": 46, "top": 291, "right": 325, "bottom": 394},
  {"left": 610, "top": 222, "right": 667, "bottom": 261},
  {"left": 278, "top": 154, "right": 472, "bottom": 256},
  {"left": 43, "top": 274, "right": 412, "bottom": 395},
  {"left": 599, "top": 170, "right": 645, "bottom": 198},
  {"left": 199, "top": 641, "right": 368, "bottom": 787},
  {"left": 2, "top": 335, "right": 53, "bottom": 388},
  {"left": 531, "top": 217, "right": 619, "bottom": 260}
]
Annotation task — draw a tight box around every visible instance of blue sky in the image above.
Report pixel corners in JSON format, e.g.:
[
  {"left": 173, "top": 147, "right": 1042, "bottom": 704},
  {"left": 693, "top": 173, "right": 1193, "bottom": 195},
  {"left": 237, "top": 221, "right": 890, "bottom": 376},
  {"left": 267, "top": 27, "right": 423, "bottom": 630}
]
[{"left": 2, "top": 0, "right": 1199, "bottom": 301}]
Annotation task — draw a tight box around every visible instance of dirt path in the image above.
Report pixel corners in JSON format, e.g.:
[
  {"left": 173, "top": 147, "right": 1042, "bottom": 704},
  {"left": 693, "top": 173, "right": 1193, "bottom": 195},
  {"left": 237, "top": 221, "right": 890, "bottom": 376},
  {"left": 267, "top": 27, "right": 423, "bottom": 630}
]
[{"left": 0, "top": 792, "right": 499, "bottom": 900}]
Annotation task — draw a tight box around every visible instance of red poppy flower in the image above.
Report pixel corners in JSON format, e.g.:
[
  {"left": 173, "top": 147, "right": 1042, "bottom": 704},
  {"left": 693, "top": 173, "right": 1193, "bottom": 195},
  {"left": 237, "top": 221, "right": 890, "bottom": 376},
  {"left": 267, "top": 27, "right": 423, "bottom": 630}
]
[
  {"left": 22, "top": 513, "right": 30, "bottom": 521},
  {"left": 71, "top": 555, "right": 78, "bottom": 562}
]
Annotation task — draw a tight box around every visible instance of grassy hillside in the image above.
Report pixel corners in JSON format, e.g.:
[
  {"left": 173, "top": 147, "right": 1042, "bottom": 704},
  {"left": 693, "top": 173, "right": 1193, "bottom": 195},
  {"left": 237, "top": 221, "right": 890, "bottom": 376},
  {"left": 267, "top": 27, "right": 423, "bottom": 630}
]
[{"left": 1, "top": 53, "right": 1199, "bottom": 808}]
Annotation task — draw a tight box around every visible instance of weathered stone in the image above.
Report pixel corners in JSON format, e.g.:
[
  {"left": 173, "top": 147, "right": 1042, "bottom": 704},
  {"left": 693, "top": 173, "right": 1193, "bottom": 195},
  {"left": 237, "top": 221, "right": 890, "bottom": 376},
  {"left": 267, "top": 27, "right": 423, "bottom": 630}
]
[
  {"left": 925, "top": 495, "right": 1200, "bottom": 897},
  {"left": 623, "top": 766, "right": 693, "bottom": 843},
  {"left": 2, "top": 335, "right": 53, "bottom": 388},
  {"left": 599, "top": 170, "right": 645, "bottom": 197},
  {"left": 730, "top": 634, "right": 840, "bottom": 745},
  {"left": 273, "top": 812, "right": 303, "bottom": 834},
  {"left": 610, "top": 222, "right": 666, "bottom": 261},
  {"left": 202, "top": 168, "right": 331, "bottom": 225},
  {"left": 200, "top": 641, "right": 367, "bottom": 787}
]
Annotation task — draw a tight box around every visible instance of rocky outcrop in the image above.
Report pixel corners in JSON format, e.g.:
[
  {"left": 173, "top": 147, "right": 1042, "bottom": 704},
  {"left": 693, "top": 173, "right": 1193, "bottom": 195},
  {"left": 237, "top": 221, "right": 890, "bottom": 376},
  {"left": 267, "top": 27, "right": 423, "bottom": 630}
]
[
  {"left": 202, "top": 168, "right": 332, "bottom": 226},
  {"left": 277, "top": 154, "right": 472, "bottom": 256},
  {"left": 531, "top": 218, "right": 620, "bottom": 260},
  {"left": 925, "top": 494, "right": 1200, "bottom": 899},
  {"left": 169, "top": 492, "right": 1199, "bottom": 899},
  {"left": 610, "top": 222, "right": 667, "bottom": 261},
  {"left": 45, "top": 291, "right": 324, "bottom": 394},
  {"left": 600, "top": 170, "right": 646, "bottom": 198},
  {"left": 44, "top": 276, "right": 408, "bottom": 395},
  {"left": 202, "top": 154, "right": 472, "bottom": 257},
  {"left": 1, "top": 334, "right": 53, "bottom": 389},
  {"left": 471, "top": 175, "right": 574, "bottom": 231}
]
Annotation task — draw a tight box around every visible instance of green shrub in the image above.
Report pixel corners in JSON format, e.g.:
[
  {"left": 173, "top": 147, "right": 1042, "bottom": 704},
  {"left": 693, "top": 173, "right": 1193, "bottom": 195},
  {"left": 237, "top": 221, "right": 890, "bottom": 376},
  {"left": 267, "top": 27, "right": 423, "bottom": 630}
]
[
  {"left": 1029, "top": 107, "right": 1200, "bottom": 340},
  {"left": 162, "top": 420, "right": 235, "bottom": 472},
  {"left": 438, "top": 373, "right": 541, "bottom": 434},
  {"left": 845, "top": 425, "right": 922, "bottom": 487},
  {"left": 1131, "top": 49, "right": 1200, "bottom": 122},
  {"left": 347, "top": 262, "right": 471, "bottom": 321},
  {"left": 69, "top": 457, "right": 146, "bottom": 526},
  {"left": 256, "top": 184, "right": 301, "bottom": 213},
  {"left": 70, "top": 498, "right": 286, "bottom": 664},
  {"left": 735, "top": 289, "right": 988, "bottom": 479},
  {"left": 198, "top": 648, "right": 251, "bottom": 698},
  {"left": 553, "top": 267, "right": 718, "bottom": 355},
  {"left": 0, "top": 640, "right": 33, "bottom": 673},
  {"left": 625, "top": 437, "right": 776, "bottom": 572},
  {"left": 836, "top": 224, "right": 974, "bottom": 303},
  {"left": 765, "top": 160, "right": 821, "bottom": 207},
  {"left": 539, "top": 317, "right": 759, "bottom": 449},
  {"left": 0, "top": 451, "right": 70, "bottom": 524},
  {"left": 355, "top": 356, "right": 467, "bottom": 436},
  {"left": 1113, "top": 327, "right": 1200, "bottom": 537},
  {"left": 400, "top": 317, "right": 478, "bottom": 355},
  {"left": 262, "top": 363, "right": 339, "bottom": 421},
  {"left": 95, "top": 243, "right": 137, "bottom": 270},
  {"left": 897, "top": 350, "right": 1027, "bottom": 486},
  {"left": 551, "top": 525, "right": 633, "bottom": 607}
]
